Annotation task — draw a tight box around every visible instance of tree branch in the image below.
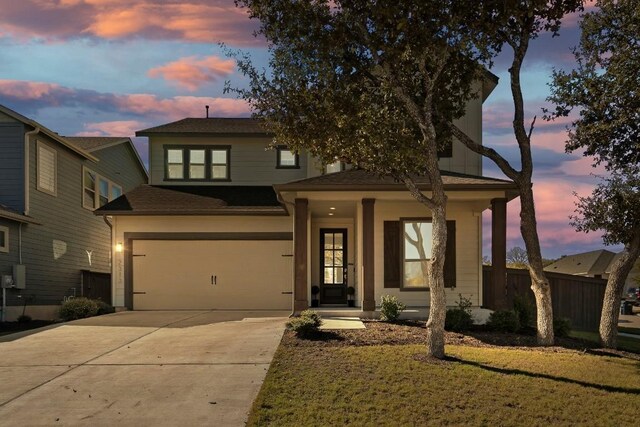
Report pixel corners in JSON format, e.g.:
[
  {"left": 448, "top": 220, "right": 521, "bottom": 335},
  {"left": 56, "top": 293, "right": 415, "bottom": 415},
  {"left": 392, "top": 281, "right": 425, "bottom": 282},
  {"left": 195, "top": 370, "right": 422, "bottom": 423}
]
[
  {"left": 399, "top": 174, "right": 438, "bottom": 211},
  {"left": 447, "top": 122, "right": 520, "bottom": 180}
]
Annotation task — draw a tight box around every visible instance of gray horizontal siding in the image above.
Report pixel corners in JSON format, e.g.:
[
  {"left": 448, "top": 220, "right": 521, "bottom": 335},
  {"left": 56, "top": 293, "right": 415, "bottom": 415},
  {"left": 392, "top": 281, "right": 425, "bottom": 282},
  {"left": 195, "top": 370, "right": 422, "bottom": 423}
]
[
  {"left": 6, "top": 134, "right": 147, "bottom": 307},
  {"left": 0, "top": 123, "right": 25, "bottom": 211},
  {"left": 149, "top": 136, "right": 308, "bottom": 185}
]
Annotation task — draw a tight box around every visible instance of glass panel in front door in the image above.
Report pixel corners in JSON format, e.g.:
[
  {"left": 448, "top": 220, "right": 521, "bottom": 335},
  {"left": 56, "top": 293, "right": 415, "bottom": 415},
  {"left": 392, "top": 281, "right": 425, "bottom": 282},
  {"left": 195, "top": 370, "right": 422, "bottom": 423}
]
[{"left": 323, "top": 231, "right": 345, "bottom": 285}]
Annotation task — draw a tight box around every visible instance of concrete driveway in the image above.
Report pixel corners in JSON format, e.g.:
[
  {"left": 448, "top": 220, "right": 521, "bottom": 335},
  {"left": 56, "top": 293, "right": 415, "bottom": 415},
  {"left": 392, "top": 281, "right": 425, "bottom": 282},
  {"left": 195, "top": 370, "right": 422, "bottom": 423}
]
[{"left": 0, "top": 310, "right": 288, "bottom": 426}]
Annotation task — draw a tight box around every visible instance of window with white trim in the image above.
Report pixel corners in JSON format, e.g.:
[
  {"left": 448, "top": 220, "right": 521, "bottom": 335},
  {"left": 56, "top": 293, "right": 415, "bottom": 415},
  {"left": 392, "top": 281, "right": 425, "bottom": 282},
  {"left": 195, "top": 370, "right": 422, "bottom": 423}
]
[
  {"left": 402, "top": 219, "right": 432, "bottom": 288},
  {"left": 0, "top": 226, "right": 8, "bottom": 253},
  {"left": 82, "top": 167, "right": 122, "bottom": 210},
  {"left": 37, "top": 141, "right": 57, "bottom": 196}
]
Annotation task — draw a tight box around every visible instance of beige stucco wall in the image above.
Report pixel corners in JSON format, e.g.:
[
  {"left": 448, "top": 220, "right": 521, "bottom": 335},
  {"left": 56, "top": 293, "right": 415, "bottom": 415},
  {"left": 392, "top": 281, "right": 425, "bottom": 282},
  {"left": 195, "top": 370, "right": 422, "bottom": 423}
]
[
  {"left": 111, "top": 215, "right": 292, "bottom": 307},
  {"left": 372, "top": 199, "right": 484, "bottom": 308}
]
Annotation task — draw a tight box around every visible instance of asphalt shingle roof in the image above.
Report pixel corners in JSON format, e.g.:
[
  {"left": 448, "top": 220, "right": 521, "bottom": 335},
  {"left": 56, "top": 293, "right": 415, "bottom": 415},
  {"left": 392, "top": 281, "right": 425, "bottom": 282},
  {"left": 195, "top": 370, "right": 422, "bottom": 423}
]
[
  {"left": 136, "top": 118, "right": 269, "bottom": 136},
  {"left": 274, "top": 169, "right": 518, "bottom": 191},
  {"left": 94, "top": 185, "right": 286, "bottom": 216}
]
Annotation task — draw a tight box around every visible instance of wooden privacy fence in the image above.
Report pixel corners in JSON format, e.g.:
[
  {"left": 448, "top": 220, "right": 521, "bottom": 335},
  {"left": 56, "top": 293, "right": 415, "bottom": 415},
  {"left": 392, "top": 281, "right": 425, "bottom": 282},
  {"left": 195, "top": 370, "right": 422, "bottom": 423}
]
[
  {"left": 80, "top": 270, "right": 112, "bottom": 305},
  {"left": 483, "top": 266, "right": 607, "bottom": 331}
]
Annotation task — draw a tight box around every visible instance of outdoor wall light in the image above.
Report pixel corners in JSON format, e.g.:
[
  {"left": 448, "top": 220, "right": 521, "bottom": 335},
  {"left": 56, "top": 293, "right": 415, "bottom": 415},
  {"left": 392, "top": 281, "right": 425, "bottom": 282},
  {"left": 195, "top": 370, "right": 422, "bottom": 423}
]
[{"left": 115, "top": 242, "right": 123, "bottom": 253}]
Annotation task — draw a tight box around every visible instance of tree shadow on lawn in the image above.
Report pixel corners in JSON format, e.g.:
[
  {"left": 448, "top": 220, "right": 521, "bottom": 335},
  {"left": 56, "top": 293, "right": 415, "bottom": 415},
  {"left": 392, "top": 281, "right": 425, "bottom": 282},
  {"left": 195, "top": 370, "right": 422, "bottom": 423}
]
[{"left": 442, "top": 355, "right": 640, "bottom": 395}]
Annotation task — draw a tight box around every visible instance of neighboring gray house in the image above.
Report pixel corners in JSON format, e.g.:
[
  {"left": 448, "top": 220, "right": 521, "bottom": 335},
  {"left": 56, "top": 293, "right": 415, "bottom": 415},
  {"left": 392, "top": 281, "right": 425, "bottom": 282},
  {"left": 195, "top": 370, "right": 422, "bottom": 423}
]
[
  {"left": 544, "top": 249, "right": 640, "bottom": 295},
  {"left": 0, "top": 104, "right": 148, "bottom": 321}
]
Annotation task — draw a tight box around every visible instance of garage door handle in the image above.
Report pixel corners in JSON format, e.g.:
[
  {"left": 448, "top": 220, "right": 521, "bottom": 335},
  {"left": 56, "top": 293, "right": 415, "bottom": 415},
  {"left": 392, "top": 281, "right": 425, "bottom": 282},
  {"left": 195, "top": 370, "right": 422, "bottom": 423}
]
[
  {"left": 281, "top": 291, "right": 293, "bottom": 295},
  {"left": 211, "top": 275, "right": 217, "bottom": 285},
  {"left": 133, "top": 291, "right": 146, "bottom": 295}
]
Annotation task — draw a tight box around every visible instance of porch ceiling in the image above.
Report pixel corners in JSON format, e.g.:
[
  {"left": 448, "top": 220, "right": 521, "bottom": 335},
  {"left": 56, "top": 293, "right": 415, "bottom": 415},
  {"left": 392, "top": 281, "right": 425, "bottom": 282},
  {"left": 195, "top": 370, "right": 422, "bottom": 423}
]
[{"left": 308, "top": 200, "right": 357, "bottom": 218}]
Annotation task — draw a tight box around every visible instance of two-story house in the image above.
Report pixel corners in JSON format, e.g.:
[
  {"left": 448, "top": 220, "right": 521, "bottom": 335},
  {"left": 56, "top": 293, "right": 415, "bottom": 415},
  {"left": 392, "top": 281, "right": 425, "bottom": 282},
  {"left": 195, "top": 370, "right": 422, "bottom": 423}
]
[
  {"left": 0, "top": 104, "right": 148, "bottom": 321},
  {"left": 97, "top": 74, "right": 518, "bottom": 317}
]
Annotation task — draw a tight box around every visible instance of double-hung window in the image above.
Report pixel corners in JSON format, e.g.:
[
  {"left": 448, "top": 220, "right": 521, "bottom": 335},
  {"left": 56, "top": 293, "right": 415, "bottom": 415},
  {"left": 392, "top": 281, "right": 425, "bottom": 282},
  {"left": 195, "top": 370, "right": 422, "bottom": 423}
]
[
  {"left": 401, "top": 219, "right": 433, "bottom": 289},
  {"left": 164, "top": 146, "right": 230, "bottom": 181},
  {"left": 83, "top": 167, "right": 122, "bottom": 210}
]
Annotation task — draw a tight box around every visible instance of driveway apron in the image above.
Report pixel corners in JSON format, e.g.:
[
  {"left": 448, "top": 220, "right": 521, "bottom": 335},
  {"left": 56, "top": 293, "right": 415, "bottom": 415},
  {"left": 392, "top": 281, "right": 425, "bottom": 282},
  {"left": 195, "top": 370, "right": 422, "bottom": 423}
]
[{"left": 0, "top": 310, "right": 288, "bottom": 426}]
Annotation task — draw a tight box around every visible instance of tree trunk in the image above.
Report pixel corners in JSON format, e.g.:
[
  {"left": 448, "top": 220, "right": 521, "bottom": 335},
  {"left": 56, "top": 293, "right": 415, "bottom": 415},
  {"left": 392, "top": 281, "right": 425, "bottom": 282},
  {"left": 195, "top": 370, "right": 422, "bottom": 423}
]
[
  {"left": 519, "top": 183, "right": 555, "bottom": 345},
  {"left": 599, "top": 229, "right": 640, "bottom": 349},
  {"left": 402, "top": 161, "right": 448, "bottom": 359},
  {"left": 426, "top": 203, "right": 448, "bottom": 359}
]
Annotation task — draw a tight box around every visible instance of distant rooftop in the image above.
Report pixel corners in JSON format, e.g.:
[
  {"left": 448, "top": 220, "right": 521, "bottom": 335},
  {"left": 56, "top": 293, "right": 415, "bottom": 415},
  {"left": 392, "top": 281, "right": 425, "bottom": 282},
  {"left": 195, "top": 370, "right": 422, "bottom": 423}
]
[
  {"left": 136, "top": 118, "right": 269, "bottom": 136},
  {"left": 544, "top": 249, "right": 616, "bottom": 277},
  {"left": 64, "top": 136, "right": 130, "bottom": 152}
]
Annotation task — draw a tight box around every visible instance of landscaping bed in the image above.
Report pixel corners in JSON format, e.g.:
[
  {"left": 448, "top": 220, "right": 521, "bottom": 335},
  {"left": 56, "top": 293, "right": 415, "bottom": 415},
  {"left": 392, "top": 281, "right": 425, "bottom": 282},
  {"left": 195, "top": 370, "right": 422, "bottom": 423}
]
[
  {"left": 281, "top": 320, "right": 640, "bottom": 359},
  {"left": 0, "top": 320, "right": 57, "bottom": 337}
]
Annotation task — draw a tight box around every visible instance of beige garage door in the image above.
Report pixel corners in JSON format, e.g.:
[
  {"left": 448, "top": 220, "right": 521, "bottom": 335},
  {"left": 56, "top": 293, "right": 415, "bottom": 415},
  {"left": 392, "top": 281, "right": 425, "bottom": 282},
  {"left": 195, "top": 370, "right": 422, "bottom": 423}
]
[{"left": 132, "top": 240, "right": 293, "bottom": 310}]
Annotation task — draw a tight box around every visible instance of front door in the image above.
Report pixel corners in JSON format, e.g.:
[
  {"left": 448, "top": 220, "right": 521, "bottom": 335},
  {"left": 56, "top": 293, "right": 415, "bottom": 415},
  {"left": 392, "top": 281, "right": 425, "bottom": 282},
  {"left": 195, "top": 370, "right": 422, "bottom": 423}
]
[{"left": 320, "top": 229, "right": 347, "bottom": 304}]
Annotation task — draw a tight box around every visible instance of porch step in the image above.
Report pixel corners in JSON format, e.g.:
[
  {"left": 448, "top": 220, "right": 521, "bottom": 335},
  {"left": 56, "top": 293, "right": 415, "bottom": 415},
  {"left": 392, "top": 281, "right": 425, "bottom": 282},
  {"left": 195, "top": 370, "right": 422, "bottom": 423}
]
[{"left": 319, "top": 317, "right": 366, "bottom": 330}]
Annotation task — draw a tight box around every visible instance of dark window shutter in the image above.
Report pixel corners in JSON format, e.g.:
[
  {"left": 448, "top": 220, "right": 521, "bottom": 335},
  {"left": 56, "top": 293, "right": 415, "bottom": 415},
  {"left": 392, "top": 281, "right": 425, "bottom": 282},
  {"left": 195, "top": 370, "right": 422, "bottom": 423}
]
[
  {"left": 384, "top": 221, "right": 400, "bottom": 288},
  {"left": 444, "top": 220, "right": 456, "bottom": 288}
]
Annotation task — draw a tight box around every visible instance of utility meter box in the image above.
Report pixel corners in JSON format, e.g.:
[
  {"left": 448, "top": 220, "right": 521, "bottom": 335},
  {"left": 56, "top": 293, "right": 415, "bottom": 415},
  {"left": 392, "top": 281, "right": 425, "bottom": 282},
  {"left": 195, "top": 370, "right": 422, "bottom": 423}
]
[{"left": 12, "top": 264, "right": 26, "bottom": 289}]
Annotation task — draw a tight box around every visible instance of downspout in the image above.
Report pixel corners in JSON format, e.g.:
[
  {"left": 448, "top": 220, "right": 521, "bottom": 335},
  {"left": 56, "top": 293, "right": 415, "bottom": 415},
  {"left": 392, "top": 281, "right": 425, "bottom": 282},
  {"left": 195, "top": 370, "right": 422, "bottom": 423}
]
[
  {"left": 103, "top": 216, "right": 114, "bottom": 306},
  {"left": 276, "top": 191, "right": 297, "bottom": 318},
  {"left": 24, "top": 127, "right": 40, "bottom": 216}
]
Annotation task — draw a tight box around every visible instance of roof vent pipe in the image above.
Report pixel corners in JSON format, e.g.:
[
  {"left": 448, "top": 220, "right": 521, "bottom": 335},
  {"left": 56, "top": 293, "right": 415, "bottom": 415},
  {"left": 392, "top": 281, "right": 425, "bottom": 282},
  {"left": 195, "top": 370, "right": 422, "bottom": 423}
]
[{"left": 205, "top": 105, "right": 209, "bottom": 118}]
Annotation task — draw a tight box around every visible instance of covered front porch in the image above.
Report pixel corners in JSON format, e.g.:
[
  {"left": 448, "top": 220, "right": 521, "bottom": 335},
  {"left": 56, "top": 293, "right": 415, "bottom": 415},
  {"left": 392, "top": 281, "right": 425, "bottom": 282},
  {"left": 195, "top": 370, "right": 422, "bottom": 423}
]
[{"left": 275, "top": 170, "right": 518, "bottom": 316}]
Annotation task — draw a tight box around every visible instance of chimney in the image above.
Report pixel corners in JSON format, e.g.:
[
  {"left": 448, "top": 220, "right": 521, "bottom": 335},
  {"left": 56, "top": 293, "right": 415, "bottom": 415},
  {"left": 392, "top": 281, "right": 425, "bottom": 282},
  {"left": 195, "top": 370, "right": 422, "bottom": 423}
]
[{"left": 205, "top": 105, "right": 210, "bottom": 118}]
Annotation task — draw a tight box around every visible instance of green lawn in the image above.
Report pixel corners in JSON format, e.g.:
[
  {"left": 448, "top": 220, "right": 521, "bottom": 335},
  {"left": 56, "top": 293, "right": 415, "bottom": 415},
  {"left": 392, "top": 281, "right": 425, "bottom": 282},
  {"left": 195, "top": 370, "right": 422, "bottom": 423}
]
[{"left": 249, "top": 344, "right": 640, "bottom": 426}]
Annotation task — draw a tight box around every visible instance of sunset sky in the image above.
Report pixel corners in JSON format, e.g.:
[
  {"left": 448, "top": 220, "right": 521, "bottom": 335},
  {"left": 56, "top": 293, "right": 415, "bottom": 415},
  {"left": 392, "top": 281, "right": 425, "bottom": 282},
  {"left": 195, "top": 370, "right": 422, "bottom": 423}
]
[{"left": 0, "top": 0, "right": 616, "bottom": 259}]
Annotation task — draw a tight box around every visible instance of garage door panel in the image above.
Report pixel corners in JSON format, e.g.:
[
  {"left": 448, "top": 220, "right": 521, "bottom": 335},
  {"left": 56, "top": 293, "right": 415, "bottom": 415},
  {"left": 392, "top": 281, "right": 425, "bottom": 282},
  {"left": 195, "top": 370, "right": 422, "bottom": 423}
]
[{"left": 132, "top": 240, "right": 292, "bottom": 310}]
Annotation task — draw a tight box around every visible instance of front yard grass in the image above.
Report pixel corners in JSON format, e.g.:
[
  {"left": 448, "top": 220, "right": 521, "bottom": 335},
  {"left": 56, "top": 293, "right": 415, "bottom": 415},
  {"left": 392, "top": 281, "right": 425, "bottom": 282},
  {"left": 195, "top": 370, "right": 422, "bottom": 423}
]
[
  {"left": 249, "top": 325, "right": 640, "bottom": 426},
  {"left": 570, "top": 329, "right": 640, "bottom": 353}
]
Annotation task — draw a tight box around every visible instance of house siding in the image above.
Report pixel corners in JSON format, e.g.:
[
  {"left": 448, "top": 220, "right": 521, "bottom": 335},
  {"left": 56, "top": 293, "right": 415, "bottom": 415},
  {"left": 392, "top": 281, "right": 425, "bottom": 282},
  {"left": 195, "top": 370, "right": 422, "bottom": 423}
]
[
  {"left": 148, "top": 136, "right": 308, "bottom": 186},
  {"left": 5, "top": 135, "right": 147, "bottom": 309},
  {"left": 0, "top": 120, "right": 25, "bottom": 212}
]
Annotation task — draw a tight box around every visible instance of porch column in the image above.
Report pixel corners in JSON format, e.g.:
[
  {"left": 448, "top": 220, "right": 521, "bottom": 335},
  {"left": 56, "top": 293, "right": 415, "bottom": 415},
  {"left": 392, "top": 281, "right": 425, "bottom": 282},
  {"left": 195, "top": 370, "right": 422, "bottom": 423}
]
[
  {"left": 294, "top": 198, "right": 309, "bottom": 311},
  {"left": 362, "top": 198, "right": 376, "bottom": 311},
  {"left": 491, "top": 198, "right": 508, "bottom": 309}
]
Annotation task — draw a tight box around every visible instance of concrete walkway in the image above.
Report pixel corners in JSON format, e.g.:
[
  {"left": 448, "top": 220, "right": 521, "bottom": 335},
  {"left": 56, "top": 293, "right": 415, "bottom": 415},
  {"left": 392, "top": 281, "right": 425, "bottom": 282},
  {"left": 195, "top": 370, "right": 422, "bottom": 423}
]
[{"left": 0, "top": 310, "right": 288, "bottom": 426}]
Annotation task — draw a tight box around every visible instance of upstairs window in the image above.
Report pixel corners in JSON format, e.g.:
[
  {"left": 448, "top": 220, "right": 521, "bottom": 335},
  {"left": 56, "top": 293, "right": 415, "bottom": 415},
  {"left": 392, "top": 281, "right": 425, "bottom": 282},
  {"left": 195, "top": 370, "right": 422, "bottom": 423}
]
[
  {"left": 276, "top": 146, "right": 299, "bottom": 169},
  {"left": 189, "top": 149, "right": 206, "bottom": 179},
  {"left": 324, "top": 160, "right": 344, "bottom": 174},
  {"left": 167, "top": 149, "right": 184, "bottom": 179},
  {"left": 36, "top": 141, "right": 57, "bottom": 196},
  {"left": 211, "top": 148, "right": 230, "bottom": 180},
  {"left": 83, "top": 167, "right": 122, "bottom": 210},
  {"left": 164, "top": 146, "right": 230, "bottom": 181}
]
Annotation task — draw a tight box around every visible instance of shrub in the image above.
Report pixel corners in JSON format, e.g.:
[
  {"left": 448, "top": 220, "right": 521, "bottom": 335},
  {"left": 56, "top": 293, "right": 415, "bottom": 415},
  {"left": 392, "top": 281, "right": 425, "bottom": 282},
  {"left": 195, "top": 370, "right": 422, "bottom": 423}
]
[
  {"left": 513, "top": 295, "right": 535, "bottom": 329},
  {"left": 379, "top": 295, "right": 406, "bottom": 322},
  {"left": 59, "top": 297, "right": 99, "bottom": 321},
  {"left": 287, "top": 310, "right": 322, "bottom": 337},
  {"left": 445, "top": 294, "right": 474, "bottom": 332},
  {"left": 487, "top": 309, "right": 521, "bottom": 333},
  {"left": 95, "top": 300, "right": 115, "bottom": 315},
  {"left": 553, "top": 317, "right": 571, "bottom": 337},
  {"left": 17, "top": 314, "right": 32, "bottom": 323}
]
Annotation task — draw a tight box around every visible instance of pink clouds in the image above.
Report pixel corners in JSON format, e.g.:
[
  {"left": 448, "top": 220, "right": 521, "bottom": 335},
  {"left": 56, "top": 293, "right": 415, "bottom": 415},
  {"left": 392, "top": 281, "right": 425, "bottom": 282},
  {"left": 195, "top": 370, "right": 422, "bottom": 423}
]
[
  {"left": 77, "top": 120, "right": 146, "bottom": 137},
  {"left": 0, "top": 79, "right": 250, "bottom": 121},
  {"left": 148, "top": 56, "right": 235, "bottom": 91},
  {"left": 0, "top": 80, "right": 72, "bottom": 100},
  {"left": 0, "top": 1, "right": 261, "bottom": 46}
]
